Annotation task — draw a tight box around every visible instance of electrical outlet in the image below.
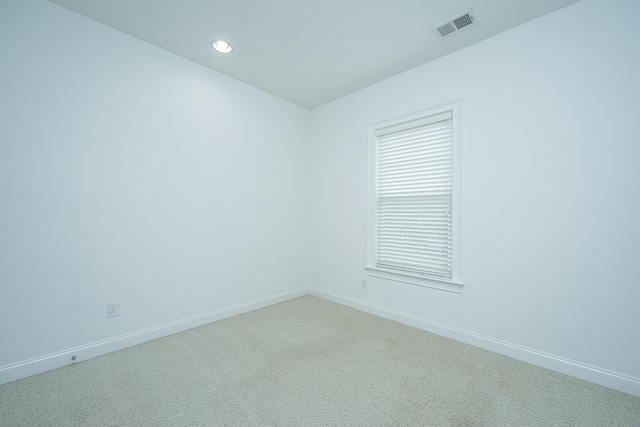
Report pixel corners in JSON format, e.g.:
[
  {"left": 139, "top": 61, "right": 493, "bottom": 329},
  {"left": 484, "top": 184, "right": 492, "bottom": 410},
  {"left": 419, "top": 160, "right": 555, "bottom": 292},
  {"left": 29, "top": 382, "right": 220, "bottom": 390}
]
[
  {"left": 361, "top": 278, "right": 368, "bottom": 289},
  {"left": 107, "top": 302, "right": 120, "bottom": 318}
]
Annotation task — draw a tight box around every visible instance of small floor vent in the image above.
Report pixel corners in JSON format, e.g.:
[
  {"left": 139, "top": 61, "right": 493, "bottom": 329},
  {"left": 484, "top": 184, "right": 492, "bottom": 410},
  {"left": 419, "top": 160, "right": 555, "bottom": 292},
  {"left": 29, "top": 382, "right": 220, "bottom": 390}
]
[{"left": 434, "top": 9, "right": 476, "bottom": 38}]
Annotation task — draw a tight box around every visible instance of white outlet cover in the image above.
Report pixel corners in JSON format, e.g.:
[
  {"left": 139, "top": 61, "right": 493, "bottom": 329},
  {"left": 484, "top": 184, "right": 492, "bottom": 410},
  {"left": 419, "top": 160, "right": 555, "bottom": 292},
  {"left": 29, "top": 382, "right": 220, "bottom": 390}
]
[{"left": 107, "top": 302, "right": 120, "bottom": 318}]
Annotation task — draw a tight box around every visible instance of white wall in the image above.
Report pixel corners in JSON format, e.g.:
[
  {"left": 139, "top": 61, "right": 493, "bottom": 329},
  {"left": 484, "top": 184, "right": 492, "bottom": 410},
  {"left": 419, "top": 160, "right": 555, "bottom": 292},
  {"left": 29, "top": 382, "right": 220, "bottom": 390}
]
[
  {"left": 310, "top": 0, "right": 640, "bottom": 395},
  {"left": 0, "top": 0, "right": 310, "bottom": 379}
]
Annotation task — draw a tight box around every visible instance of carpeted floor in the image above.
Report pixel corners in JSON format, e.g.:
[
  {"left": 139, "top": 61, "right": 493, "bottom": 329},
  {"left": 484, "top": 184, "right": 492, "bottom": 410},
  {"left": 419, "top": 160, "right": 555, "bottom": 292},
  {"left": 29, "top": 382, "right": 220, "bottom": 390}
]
[{"left": 1, "top": 295, "right": 639, "bottom": 426}]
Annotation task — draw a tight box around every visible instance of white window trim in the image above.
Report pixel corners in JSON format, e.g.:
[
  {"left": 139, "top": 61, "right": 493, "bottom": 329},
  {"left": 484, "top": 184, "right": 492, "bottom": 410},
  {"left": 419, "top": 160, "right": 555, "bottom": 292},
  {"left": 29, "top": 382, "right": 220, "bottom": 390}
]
[{"left": 366, "top": 101, "right": 463, "bottom": 293}]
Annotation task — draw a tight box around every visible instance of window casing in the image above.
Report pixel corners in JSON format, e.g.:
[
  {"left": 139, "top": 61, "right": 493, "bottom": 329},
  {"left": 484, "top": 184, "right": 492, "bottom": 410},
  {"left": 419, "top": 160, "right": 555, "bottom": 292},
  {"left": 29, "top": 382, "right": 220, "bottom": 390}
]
[{"left": 366, "top": 102, "right": 463, "bottom": 293}]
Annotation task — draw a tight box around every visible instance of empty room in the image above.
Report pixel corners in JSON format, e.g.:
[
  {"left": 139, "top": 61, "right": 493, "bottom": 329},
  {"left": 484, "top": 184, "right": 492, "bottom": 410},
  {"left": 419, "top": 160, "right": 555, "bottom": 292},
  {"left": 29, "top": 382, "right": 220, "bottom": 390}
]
[{"left": 1, "top": 0, "right": 639, "bottom": 425}]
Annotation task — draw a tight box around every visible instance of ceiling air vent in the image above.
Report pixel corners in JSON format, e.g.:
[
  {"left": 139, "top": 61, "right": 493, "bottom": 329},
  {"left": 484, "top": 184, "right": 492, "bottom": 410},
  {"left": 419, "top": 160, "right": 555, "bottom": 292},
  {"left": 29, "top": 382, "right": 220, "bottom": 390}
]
[{"left": 434, "top": 9, "right": 476, "bottom": 39}]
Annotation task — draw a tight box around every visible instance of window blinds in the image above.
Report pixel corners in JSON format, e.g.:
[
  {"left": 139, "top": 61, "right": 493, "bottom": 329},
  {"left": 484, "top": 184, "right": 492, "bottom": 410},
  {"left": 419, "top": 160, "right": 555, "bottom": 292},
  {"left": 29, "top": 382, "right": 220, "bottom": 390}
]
[{"left": 375, "top": 111, "right": 453, "bottom": 279}]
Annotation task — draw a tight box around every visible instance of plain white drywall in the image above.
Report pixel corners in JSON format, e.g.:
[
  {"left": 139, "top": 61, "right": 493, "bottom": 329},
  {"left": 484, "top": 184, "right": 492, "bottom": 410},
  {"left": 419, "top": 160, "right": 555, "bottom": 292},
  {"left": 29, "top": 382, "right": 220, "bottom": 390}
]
[
  {"left": 310, "top": 0, "right": 640, "bottom": 389},
  {"left": 0, "top": 0, "right": 310, "bottom": 369}
]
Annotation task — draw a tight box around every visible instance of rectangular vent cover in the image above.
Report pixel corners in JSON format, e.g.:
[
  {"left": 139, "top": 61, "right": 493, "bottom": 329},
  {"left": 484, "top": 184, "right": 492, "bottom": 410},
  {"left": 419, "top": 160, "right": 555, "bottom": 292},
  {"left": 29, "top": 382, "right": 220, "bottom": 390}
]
[{"left": 434, "top": 9, "right": 475, "bottom": 38}]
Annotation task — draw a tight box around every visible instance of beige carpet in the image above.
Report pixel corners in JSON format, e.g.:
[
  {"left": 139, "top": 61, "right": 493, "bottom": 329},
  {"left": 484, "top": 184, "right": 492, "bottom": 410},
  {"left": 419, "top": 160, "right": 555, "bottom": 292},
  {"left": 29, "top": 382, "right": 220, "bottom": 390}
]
[{"left": 1, "top": 295, "right": 639, "bottom": 426}]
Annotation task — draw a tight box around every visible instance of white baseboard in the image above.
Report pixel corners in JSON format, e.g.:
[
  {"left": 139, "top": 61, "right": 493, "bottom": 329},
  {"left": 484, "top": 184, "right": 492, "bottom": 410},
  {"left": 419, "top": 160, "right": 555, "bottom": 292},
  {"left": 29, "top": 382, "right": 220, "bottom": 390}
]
[
  {"left": 0, "top": 287, "right": 308, "bottom": 386},
  {"left": 309, "top": 287, "right": 640, "bottom": 398}
]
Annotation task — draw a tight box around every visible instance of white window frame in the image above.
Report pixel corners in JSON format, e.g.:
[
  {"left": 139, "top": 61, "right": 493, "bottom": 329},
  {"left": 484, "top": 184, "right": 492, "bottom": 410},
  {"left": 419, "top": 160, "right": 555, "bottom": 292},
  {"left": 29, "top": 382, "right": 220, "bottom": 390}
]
[{"left": 366, "top": 101, "right": 463, "bottom": 293}]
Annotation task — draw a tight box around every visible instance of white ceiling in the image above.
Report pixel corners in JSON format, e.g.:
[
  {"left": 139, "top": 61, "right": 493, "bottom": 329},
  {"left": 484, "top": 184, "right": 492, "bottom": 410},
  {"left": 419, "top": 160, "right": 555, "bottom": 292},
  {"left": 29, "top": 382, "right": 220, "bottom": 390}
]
[{"left": 48, "top": 0, "right": 580, "bottom": 109}]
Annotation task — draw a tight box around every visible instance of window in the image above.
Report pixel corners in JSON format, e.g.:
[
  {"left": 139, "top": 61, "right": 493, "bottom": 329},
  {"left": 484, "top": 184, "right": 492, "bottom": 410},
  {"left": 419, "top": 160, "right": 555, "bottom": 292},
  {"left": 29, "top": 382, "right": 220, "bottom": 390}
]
[{"left": 366, "top": 102, "right": 463, "bottom": 292}]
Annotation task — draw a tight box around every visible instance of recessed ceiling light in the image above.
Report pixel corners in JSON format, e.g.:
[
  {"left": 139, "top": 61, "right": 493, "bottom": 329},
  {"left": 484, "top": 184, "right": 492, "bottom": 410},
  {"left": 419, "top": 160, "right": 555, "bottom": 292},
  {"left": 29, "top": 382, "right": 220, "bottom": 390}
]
[{"left": 212, "top": 40, "right": 233, "bottom": 54}]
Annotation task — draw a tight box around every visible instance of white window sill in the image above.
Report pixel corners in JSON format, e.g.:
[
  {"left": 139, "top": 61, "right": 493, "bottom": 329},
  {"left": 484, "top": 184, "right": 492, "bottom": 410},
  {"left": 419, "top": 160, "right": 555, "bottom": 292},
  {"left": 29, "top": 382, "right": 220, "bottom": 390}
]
[{"left": 365, "top": 266, "right": 464, "bottom": 294}]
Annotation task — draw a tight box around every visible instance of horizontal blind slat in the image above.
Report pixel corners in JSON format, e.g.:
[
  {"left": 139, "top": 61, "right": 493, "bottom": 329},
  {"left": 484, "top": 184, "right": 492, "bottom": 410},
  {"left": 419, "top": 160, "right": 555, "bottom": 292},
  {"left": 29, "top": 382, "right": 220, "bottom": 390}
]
[
  {"left": 378, "top": 154, "right": 452, "bottom": 170},
  {"left": 378, "top": 134, "right": 452, "bottom": 154}
]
